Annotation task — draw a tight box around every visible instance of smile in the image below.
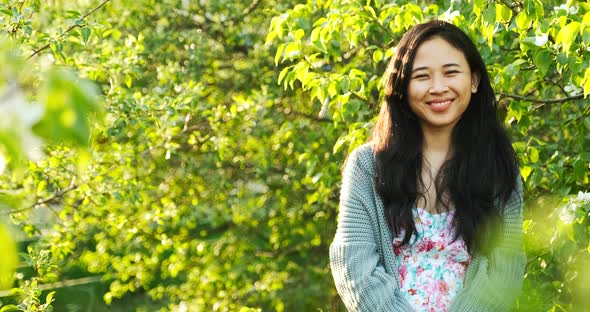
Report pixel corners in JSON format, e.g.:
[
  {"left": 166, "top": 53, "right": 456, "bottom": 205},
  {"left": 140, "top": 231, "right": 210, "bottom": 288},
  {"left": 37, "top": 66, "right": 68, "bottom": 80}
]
[{"left": 426, "top": 99, "right": 454, "bottom": 112}]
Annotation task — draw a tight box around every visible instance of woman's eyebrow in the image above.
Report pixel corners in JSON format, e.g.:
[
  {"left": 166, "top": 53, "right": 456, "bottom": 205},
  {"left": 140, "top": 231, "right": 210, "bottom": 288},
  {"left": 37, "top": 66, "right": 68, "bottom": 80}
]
[
  {"left": 411, "top": 66, "right": 429, "bottom": 73},
  {"left": 412, "top": 63, "right": 462, "bottom": 73}
]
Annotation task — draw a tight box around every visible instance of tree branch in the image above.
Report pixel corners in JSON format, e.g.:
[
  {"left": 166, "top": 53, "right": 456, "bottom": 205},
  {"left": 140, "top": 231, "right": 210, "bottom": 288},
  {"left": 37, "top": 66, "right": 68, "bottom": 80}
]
[
  {"left": 0, "top": 276, "right": 104, "bottom": 297},
  {"left": 543, "top": 78, "right": 569, "bottom": 98},
  {"left": 566, "top": 103, "right": 590, "bottom": 125},
  {"left": 497, "top": 0, "right": 521, "bottom": 14},
  {"left": 7, "top": 178, "right": 78, "bottom": 215},
  {"left": 279, "top": 108, "right": 334, "bottom": 123},
  {"left": 242, "top": 0, "right": 261, "bottom": 18},
  {"left": 497, "top": 92, "right": 585, "bottom": 104},
  {"left": 28, "top": 0, "right": 111, "bottom": 59},
  {"left": 354, "top": 0, "right": 394, "bottom": 40}
]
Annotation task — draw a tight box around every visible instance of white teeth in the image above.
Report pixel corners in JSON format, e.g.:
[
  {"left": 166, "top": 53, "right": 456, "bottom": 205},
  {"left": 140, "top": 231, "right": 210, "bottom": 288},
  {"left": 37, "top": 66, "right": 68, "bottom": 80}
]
[{"left": 430, "top": 100, "right": 451, "bottom": 106}]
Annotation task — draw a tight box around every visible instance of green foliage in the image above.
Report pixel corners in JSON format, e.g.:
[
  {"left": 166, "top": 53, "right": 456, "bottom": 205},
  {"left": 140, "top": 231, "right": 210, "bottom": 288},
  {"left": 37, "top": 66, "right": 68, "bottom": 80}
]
[
  {"left": 0, "top": 1, "right": 103, "bottom": 310},
  {"left": 0, "top": 224, "right": 17, "bottom": 290},
  {"left": 268, "top": 0, "right": 590, "bottom": 310},
  {"left": 0, "top": 0, "right": 588, "bottom": 311},
  {"left": 7, "top": 247, "right": 59, "bottom": 312}
]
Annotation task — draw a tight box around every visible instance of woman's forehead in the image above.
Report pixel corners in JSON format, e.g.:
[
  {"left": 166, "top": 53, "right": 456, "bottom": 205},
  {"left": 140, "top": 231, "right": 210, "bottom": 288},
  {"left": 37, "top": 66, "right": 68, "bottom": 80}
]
[{"left": 412, "top": 37, "right": 468, "bottom": 69}]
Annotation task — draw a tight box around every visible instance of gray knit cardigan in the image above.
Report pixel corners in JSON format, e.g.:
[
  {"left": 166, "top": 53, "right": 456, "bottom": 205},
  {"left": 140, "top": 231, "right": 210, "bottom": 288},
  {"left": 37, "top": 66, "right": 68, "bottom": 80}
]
[{"left": 329, "top": 144, "right": 525, "bottom": 311}]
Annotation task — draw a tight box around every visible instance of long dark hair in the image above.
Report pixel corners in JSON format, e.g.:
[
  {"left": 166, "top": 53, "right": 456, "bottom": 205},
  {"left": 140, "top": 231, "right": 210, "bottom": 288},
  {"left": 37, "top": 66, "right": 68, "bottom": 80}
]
[{"left": 372, "top": 20, "right": 519, "bottom": 255}]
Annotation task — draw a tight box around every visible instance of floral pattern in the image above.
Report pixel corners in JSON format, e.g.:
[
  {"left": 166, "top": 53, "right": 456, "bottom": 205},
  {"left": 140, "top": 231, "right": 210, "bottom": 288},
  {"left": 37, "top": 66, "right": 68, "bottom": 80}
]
[{"left": 393, "top": 208, "right": 471, "bottom": 312}]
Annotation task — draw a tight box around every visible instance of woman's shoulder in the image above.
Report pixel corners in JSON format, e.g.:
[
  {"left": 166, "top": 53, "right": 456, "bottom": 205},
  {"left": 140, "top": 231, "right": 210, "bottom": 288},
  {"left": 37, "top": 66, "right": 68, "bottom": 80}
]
[
  {"left": 348, "top": 142, "right": 374, "bottom": 158},
  {"left": 346, "top": 143, "right": 376, "bottom": 175}
]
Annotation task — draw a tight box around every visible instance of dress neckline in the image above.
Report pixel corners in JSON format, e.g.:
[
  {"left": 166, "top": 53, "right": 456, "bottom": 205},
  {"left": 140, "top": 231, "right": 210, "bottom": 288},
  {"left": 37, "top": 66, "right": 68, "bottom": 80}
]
[{"left": 414, "top": 207, "right": 453, "bottom": 216}]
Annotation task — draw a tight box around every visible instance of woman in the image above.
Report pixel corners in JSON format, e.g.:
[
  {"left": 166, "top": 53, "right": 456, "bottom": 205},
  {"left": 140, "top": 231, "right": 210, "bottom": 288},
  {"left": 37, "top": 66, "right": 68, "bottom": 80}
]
[{"left": 329, "top": 20, "right": 525, "bottom": 312}]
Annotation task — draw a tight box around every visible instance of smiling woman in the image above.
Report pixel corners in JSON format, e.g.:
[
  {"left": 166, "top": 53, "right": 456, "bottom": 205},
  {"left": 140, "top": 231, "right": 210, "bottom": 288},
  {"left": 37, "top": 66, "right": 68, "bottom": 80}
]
[
  {"left": 329, "top": 20, "right": 524, "bottom": 312},
  {"left": 407, "top": 37, "right": 479, "bottom": 132}
]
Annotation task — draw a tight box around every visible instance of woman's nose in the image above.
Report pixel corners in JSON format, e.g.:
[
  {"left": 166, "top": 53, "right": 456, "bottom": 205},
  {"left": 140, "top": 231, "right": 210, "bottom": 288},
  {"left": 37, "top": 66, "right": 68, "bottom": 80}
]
[{"left": 429, "top": 76, "right": 449, "bottom": 93}]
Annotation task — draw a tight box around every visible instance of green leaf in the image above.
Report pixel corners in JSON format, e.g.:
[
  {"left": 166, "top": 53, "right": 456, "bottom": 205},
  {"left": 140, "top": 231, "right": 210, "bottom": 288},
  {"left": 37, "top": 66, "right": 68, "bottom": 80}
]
[
  {"left": 277, "top": 66, "right": 290, "bottom": 85},
  {"left": 312, "top": 17, "right": 327, "bottom": 28},
  {"left": 266, "top": 13, "right": 288, "bottom": 43},
  {"left": 473, "top": 0, "right": 486, "bottom": 16},
  {"left": 372, "top": 49, "right": 383, "bottom": 63},
  {"left": 333, "top": 135, "right": 348, "bottom": 154},
  {"left": 284, "top": 42, "right": 299, "bottom": 59},
  {"left": 265, "top": 30, "right": 277, "bottom": 45},
  {"left": 556, "top": 52, "right": 568, "bottom": 65},
  {"left": 533, "top": 0, "right": 544, "bottom": 18},
  {"left": 515, "top": 12, "right": 530, "bottom": 30},
  {"left": 81, "top": 26, "right": 91, "bottom": 44},
  {"left": 520, "top": 166, "right": 533, "bottom": 182},
  {"left": 582, "top": 29, "right": 590, "bottom": 44},
  {"left": 556, "top": 22, "right": 580, "bottom": 53},
  {"left": 529, "top": 146, "right": 539, "bottom": 163},
  {"left": 512, "top": 142, "right": 526, "bottom": 154},
  {"left": 0, "top": 224, "right": 17, "bottom": 290},
  {"left": 583, "top": 68, "right": 590, "bottom": 97},
  {"left": 300, "top": 71, "right": 316, "bottom": 89},
  {"left": 294, "top": 29, "right": 305, "bottom": 41},
  {"left": 125, "top": 74, "right": 132, "bottom": 88},
  {"left": 328, "top": 81, "right": 338, "bottom": 97},
  {"left": 312, "top": 38, "right": 327, "bottom": 53},
  {"left": 310, "top": 27, "right": 320, "bottom": 42},
  {"left": 524, "top": 0, "right": 536, "bottom": 17},
  {"left": 2, "top": 195, "right": 28, "bottom": 219},
  {"left": 340, "top": 76, "right": 350, "bottom": 93},
  {"left": 573, "top": 158, "right": 587, "bottom": 180},
  {"left": 0, "top": 130, "right": 25, "bottom": 166},
  {"left": 33, "top": 68, "right": 103, "bottom": 147},
  {"left": 573, "top": 221, "right": 588, "bottom": 246},
  {"left": 274, "top": 43, "right": 285, "bottom": 65},
  {"left": 385, "top": 47, "right": 396, "bottom": 58},
  {"left": 483, "top": 5, "right": 496, "bottom": 25},
  {"left": 0, "top": 9, "right": 13, "bottom": 16},
  {"left": 533, "top": 50, "right": 552, "bottom": 76},
  {"left": 0, "top": 305, "right": 20, "bottom": 312},
  {"left": 65, "top": 10, "right": 81, "bottom": 18},
  {"left": 363, "top": 6, "right": 377, "bottom": 19},
  {"left": 316, "top": 84, "right": 328, "bottom": 105},
  {"left": 508, "top": 101, "right": 527, "bottom": 122},
  {"left": 46, "top": 291, "right": 56, "bottom": 304},
  {"left": 37, "top": 180, "right": 47, "bottom": 193},
  {"left": 496, "top": 3, "right": 512, "bottom": 23}
]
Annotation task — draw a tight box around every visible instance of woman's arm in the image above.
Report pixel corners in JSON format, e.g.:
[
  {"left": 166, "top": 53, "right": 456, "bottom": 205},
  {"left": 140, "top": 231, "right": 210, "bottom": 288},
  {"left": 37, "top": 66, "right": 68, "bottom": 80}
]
[
  {"left": 449, "top": 177, "right": 526, "bottom": 312},
  {"left": 329, "top": 147, "right": 413, "bottom": 312}
]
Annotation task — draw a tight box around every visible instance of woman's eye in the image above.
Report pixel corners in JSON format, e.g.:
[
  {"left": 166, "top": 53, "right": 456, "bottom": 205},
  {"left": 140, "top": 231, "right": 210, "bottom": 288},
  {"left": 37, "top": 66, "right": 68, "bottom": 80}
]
[
  {"left": 445, "top": 71, "right": 460, "bottom": 75},
  {"left": 413, "top": 74, "right": 428, "bottom": 79}
]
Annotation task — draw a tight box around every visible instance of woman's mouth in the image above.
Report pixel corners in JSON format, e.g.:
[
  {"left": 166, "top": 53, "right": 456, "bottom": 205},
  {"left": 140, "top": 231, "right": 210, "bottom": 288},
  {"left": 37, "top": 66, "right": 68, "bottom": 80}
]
[{"left": 427, "top": 99, "right": 453, "bottom": 112}]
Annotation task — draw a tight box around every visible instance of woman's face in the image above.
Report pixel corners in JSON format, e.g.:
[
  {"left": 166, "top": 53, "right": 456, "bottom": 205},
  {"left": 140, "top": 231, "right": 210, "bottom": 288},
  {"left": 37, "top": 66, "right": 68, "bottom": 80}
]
[{"left": 407, "top": 36, "right": 479, "bottom": 133}]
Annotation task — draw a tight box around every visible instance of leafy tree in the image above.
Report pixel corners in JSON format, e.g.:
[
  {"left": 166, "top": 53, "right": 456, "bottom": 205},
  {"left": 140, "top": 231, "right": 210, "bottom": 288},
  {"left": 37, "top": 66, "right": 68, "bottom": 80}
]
[
  {"left": 0, "top": 0, "right": 588, "bottom": 311},
  {"left": 0, "top": 6, "right": 102, "bottom": 309},
  {"left": 268, "top": 0, "right": 590, "bottom": 310}
]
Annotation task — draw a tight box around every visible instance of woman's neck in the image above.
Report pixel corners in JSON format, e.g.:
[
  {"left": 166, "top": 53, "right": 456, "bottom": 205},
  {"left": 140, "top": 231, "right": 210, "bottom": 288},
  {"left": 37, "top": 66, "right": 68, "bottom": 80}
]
[
  {"left": 422, "top": 127, "right": 453, "bottom": 162},
  {"left": 418, "top": 127, "right": 454, "bottom": 213}
]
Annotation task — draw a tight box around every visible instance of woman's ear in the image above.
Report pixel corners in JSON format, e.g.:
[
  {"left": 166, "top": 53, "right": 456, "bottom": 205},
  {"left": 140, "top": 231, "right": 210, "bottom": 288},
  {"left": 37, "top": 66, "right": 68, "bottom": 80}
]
[{"left": 471, "top": 72, "right": 481, "bottom": 93}]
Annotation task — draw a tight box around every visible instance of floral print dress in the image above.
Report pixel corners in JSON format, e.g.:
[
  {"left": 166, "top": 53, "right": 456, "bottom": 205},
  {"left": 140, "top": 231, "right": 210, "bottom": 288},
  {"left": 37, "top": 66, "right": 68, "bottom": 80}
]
[{"left": 393, "top": 208, "right": 471, "bottom": 312}]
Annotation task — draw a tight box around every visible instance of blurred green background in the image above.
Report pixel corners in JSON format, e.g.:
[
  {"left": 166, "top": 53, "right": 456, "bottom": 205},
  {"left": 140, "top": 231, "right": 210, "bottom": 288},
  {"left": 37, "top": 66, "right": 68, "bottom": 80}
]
[{"left": 0, "top": 0, "right": 589, "bottom": 311}]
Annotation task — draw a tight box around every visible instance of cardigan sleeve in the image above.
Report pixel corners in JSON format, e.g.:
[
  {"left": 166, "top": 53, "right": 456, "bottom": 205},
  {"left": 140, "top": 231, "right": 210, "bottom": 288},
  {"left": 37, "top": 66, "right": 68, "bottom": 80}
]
[
  {"left": 329, "top": 147, "right": 414, "bottom": 312},
  {"left": 449, "top": 176, "right": 526, "bottom": 312}
]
